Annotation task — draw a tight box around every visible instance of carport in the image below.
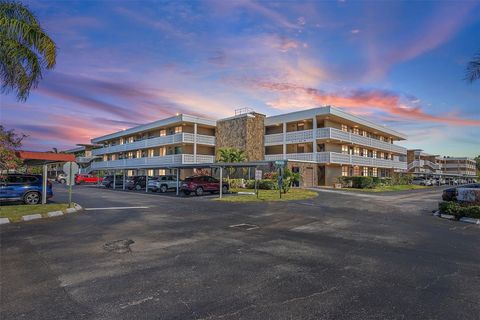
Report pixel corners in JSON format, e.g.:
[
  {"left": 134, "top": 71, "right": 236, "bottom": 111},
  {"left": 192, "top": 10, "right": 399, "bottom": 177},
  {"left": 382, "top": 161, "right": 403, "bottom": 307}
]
[
  {"left": 16, "top": 151, "right": 76, "bottom": 204},
  {"left": 98, "top": 160, "right": 276, "bottom": 198}
]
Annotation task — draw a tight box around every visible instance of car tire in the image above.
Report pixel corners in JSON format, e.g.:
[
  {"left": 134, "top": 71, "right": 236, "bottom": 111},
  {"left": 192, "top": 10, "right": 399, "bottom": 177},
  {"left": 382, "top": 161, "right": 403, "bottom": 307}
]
[
  {"left": 183, "top": 190, "right": 191, "bottom": 196},
  {"left": 135, "top": 184, "right": 142, "bottom": 191},
  {"left": 160, "top": 185, "right": 168, "bottom": 193},
  {"left": 222, "top": 185, "right": 228, "bottom": 194},
  {"left": 59, "top": 179, "right": 66, "bottom": 184},
  {"left": 23, "top": 191, "right": 41, "bottom": 205},
  {"left": 195, "top": 187, "right": 204, "bottom": 196}
]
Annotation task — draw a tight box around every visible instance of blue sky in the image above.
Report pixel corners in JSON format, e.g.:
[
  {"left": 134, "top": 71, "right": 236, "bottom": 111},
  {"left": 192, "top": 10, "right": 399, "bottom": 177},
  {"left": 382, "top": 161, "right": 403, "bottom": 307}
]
[{"left": 1, "top": 0, "right": 479, "bottom": 156}]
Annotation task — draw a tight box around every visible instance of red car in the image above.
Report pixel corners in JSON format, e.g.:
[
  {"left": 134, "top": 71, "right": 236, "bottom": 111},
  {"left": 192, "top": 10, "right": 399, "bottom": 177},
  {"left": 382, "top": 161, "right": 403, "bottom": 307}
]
[
  {"left": 180, "top": 175, "right": 229, "bottom": 196},
  {"left": 75, "top": 174, "right": 103, "bottom": 184}
]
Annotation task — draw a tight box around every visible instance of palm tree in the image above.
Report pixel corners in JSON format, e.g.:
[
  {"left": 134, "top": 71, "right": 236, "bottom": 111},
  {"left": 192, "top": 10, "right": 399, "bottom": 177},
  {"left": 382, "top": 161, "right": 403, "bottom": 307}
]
[
  {"left": 217, "top": 148, "right": 246, "bottom": 179},
  {"left": 0, "top": 1, "right": 56, "bottom": 101},
  {"left": 466, "top": 51, "right": 480, "bottom": 83}
]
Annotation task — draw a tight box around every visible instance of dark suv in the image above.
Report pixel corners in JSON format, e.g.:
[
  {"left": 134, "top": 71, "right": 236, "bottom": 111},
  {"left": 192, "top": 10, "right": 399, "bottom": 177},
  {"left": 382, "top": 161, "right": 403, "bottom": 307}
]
[
  {"left": 180, "top": 175, "right": 229, "bottom": 196},
  {"left": 0, "top": 174, "right": 53, "bottom": 205},
  {"left": 126, "top": 176, "right": 153, "bottom": 191},
  {"left": 102, "top": 175, "right": 124, "bottom": 188}
]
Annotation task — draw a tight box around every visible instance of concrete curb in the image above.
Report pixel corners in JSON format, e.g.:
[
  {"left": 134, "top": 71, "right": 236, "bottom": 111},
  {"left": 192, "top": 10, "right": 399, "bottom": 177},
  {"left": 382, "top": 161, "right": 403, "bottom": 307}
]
[
  {"left": 1, "top": 203, "right": 85, "bottom": 224},
  {"left": 433, "top": 211, "right": 480, "bottom": 225},
  {"left": 47, "top": 211, "right": 64, "bottom": 217},
  {"left": 22, "top": 214, "right": 42, "bottom": 222}
]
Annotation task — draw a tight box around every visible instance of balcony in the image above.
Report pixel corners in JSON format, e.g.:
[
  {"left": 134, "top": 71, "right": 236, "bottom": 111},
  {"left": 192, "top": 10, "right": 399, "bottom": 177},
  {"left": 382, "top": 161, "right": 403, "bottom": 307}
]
[
  {"left": 92, "top": 133, "right": 215, "bottom": 156},
  {"left": 76, "top": 156, "right": 100, "bottom": 164},
  {"left": 265, "top": 152, "right": 407, "bottom": 170},
  {"left": 90, "top": 154, "right": 215, "bottom": 170},
  {"left": 264, "top": 127, "right": 406, "bottom": 154}
]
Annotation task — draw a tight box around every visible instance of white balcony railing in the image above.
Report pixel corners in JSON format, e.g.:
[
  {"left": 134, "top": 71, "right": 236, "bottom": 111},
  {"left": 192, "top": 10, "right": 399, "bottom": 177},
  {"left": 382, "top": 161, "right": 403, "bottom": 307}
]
[
  {"left": 265, "top": 152, "right": 407, "bottom": 170},
  {"left": 90, "top": 154, "right": 215, "bottom": 170},
  {"left": 264, "top": 127, "right": 406, "bottom": 154},
  {"left": 92, "top": 133, "right": 215, "bottom": 156},
  {"left": 408, "top": 160, "right": 441, "bottom": 171}
]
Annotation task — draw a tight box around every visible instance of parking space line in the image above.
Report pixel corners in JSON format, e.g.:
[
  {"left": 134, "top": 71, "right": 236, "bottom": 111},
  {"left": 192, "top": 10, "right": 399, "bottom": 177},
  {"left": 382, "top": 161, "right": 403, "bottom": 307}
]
[{"left": 84, "top": 206, "right": 150, "bottom": 211}]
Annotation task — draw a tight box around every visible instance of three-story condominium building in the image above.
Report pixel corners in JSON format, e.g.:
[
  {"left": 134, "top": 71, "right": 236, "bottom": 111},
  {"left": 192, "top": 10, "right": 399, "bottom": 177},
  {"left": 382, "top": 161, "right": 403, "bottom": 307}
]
[
  {"left": 407, "top": 149, "right": 477, "bottom": 179},
  {"left": 88, "top": 106, "right": 409, "bottom": 186},
  {"left": 263, "top": 107, "right": 407, "bottom": 186},
  {"left": 90, "top": 114, "right": 217, "bottom": 176}
]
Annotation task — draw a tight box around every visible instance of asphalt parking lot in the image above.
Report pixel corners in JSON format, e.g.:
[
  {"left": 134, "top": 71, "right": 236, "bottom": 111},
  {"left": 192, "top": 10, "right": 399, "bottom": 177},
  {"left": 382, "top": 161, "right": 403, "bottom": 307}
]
[{"left": 1, "top": 185, "right": 479, "bottom": 320}]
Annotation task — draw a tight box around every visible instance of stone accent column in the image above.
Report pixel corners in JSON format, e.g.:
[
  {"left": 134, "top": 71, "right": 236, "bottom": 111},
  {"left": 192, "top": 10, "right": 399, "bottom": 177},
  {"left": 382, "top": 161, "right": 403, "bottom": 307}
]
[
  {"left": 312, "top": 117, "right": 317, "bottom": 155},
  {"left": 282, "top": 122, "right": 287, "bottom": 160}
]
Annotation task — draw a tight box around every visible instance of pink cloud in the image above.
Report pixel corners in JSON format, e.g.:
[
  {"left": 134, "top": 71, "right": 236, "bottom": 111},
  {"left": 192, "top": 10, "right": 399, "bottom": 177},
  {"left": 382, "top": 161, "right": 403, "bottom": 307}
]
[{"left": 252, "top": 81, "right": 480, "bottom": 126}]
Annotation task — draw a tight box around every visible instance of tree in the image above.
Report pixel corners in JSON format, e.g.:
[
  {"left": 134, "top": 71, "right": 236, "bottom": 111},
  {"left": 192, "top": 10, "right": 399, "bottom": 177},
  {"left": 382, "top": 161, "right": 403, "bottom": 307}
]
[
  {"left": 216, "top": 148, "right": 246, "bottom": 179},
  {"left": 475, "top": 155, "right": 480, "bottom": 175},
  {"left": 465, "top": 51, "right": 480, "bottom": 83},
  {"left": 0, "top": 1, "right": 56, "bottom": 101},
  {"left": 0, "top": 125, "right": 26, "bottom": 170}
]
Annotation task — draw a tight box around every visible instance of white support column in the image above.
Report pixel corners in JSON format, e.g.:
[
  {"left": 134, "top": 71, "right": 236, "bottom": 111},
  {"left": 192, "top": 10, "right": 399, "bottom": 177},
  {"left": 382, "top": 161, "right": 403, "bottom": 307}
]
[
  {"left": 123, "top": 170, "right": 126, "bottom": 190},
  {"left": 282, "top": 122, "right": 287, "bottom": 160},
  {"left": 42, "top": 164, "right": 47, "bottom": 204},
  {"left": 113, "top": 171, "right": 116, "bottom": 189},
  {"left": 193, "top": 123, "right": 198, "bottom": 163},
  {"left": 145, "top": 171, "right": 148, "bottom": 192},
  {"left": 176, "top": 168, "right": 179, "bottom": 195},
  {"left": 312, "top": 117, "right": 317, "bottom": 154},
  {"left": 219, "top": 167, "right": 223, "bottom": 199}
]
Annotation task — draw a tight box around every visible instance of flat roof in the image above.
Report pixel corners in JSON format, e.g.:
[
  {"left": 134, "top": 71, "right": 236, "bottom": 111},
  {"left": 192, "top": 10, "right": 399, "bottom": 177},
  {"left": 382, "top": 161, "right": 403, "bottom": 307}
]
[
  {"left": 265, "top": 106, "right": 407, "bottom": 140},
  {"left": 16, "top": 151, "right": 76, "bottom": 165},
  {"left": 91, "top": 114, "right": 216, "bottom": 144}
]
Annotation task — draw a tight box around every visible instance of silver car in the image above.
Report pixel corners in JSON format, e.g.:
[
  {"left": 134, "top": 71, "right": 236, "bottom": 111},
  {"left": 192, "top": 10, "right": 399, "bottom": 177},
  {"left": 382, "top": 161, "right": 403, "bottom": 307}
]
[{"left": 147, "top": 175, "right": 180, "bottom": 193}]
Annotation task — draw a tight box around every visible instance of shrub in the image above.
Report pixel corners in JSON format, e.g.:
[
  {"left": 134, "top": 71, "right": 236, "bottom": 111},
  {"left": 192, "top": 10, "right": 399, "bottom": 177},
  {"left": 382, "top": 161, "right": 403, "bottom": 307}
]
[
  {"left": 228, "top": 178, "right": 245, "bottom": 189},
  {"left": 245, "top": 179, "right": 277, "bottom": 190},
  {"left": 438, "top": 202, "right": 480, "bottom": 220}
]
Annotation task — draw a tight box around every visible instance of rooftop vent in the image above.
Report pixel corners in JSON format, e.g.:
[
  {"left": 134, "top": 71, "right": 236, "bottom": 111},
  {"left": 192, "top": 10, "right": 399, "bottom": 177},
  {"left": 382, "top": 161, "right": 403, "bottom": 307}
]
[{"left": 235, "top": 107, "right": 254, "bottom": 116}]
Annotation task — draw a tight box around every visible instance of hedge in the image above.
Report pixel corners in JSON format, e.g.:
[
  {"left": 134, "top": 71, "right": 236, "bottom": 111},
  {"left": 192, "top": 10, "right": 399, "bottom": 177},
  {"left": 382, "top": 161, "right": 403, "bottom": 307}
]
[
  {"left": 438, "top": 201, "right": 480, "bottom": 220},
  {"left": 245, "top": 179, "right": 278, "bottom": 190}
]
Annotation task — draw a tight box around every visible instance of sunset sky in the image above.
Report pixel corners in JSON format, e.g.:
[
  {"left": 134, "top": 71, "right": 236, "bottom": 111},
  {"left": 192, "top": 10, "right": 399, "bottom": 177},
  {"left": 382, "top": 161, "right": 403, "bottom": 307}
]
[{"left": 1, "top": 0, "right": 479, "bottom": 156}]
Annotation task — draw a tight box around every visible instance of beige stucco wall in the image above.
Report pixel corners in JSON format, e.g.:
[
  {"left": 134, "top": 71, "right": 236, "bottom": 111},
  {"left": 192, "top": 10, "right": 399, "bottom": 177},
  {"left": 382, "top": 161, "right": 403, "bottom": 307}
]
[
  {"left": 325, "top": 165, "right": 342, "bottom": 186},
  {"left": 324, "top": 143, "right": 342, "bottom": 152},
  {"left": 324, "top": 119, "right": 342, "bottom": 129}
]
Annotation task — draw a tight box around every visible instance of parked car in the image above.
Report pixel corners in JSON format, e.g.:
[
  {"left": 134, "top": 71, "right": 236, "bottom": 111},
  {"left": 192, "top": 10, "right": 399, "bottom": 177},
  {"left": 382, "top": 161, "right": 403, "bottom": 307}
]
[
  {"left": 0, "top": 174, "right": 53, "bottom": 205},
  {"left": 412, "top": 177, "right": 430, "bottom": 186},
  {"left": 102, "top": 175, "right": 124, "bottom": 188},
  {"left": 180, "top": 175, "right": 229, "bottom": 196},
  {"left": 75, "top": 174, "right": 103, "bottom": 184},
  {"left": 442, "top": 183, "right": 480, "bottom": 201},
  {"left": 126, "top": 176, "right": 154, "bottom": 190},
  {"left": 57, "top": 173, "right": 67, "bottom": 184},
  {"left": 147, "top": 175, "right": 180, "bottom": 193}
]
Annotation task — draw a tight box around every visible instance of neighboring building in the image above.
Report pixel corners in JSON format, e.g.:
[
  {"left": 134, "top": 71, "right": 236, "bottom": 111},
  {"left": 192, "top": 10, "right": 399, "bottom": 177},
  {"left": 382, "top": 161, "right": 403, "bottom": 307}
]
[
  {"left": 407, "top": 149, "right": 477, "bottom": 180},
  {"left": 87, "top": 106, "right": 409, "bottom": 186},
  {"left": 438, "top": 156, "right": 477, "bottom": 178},
  {"left": 407, "top": 149, "right": 442, "bottom": 174}
]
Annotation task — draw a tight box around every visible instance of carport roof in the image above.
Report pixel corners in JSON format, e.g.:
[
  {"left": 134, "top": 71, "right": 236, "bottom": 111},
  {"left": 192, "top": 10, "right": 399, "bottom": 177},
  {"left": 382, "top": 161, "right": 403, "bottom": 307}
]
[{"left": 16, "top": 151, "right": 76, "bottom": 166}]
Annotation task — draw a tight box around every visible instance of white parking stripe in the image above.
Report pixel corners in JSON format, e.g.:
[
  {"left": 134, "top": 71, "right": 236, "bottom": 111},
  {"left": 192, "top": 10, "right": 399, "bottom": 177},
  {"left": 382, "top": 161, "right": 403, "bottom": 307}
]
[{"left": 84, "top": 206, "right": 150, "bottom": 211}]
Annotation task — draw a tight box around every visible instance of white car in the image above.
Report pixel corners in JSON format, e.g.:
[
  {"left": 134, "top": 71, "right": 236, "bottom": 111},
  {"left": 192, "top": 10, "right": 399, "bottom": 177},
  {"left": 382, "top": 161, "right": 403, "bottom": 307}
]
[{"left": 147, "top": 175, "right": 180, "bottom": 193}]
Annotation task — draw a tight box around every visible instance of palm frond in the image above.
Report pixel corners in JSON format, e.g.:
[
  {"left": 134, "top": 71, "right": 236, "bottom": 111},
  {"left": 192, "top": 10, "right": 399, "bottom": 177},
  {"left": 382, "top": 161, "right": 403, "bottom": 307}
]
[{"left": 465, "top": 52, "right": 480, "bottom": 83}]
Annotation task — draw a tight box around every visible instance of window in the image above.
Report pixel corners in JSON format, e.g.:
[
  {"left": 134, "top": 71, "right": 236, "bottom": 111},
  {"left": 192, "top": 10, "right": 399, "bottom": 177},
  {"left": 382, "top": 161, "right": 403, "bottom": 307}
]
[
  {"left": 362, "top": 130, "right": 367, "bottom": 137},
  {"left": 342, "top": 166, "right": 349, "bottom": 176},
  {"left": 341, "top": 124, "right": 348, "bottom": 132},
  {"left": 341, "top": 145, "right": 349, "bottom": 154},
  {"left": 354, "top": 147, "right": 360, "bottom": 156},
  {"left": 353, "top": 127, "right": 359, "bottom": 135},
  {"left": 380, "top": 152, "right": 384, "bottom": 159},
  {"left": 373, "top": 150, "right": 377, "bottom": 158},
  {"left": 363, "top": 167, "right": 368, "bottom": 176},
  {"left": 174, "top": 126, "right": 182, "bottom": 134},
  {"left": 363, "top": 148, "right": 368, "bottom": 157},
  {"left": 372, "top": 168, "right": 378, "bottom": 177},
  {"left": 160, "top": 129, "right": 166, "bottom": 137},
  {"left": 353, "top": 166, "right": 360, "bottom": 176}
]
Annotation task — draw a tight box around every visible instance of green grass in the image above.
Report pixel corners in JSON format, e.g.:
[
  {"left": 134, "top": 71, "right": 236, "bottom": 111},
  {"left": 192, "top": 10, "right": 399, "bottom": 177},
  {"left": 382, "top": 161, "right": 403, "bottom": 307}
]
[
  {"left": 345, "top": 185, "right": 430, "bottom": 193},
  {"left": 218, "top": 188, "right": 318, "bottom": 202},
  {"left": 0, "top": 203, "right": 70, "bottom": 222}
]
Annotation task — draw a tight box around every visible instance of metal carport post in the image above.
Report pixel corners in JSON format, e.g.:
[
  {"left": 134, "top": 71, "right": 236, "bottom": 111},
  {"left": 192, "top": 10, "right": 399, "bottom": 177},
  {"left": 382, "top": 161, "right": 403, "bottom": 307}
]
[
  {"left": 219, "top": 166, "right": 223, "bottom": 199},
  {"left": 176, "top": 167, "right": 180, "bottom": 196}
]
